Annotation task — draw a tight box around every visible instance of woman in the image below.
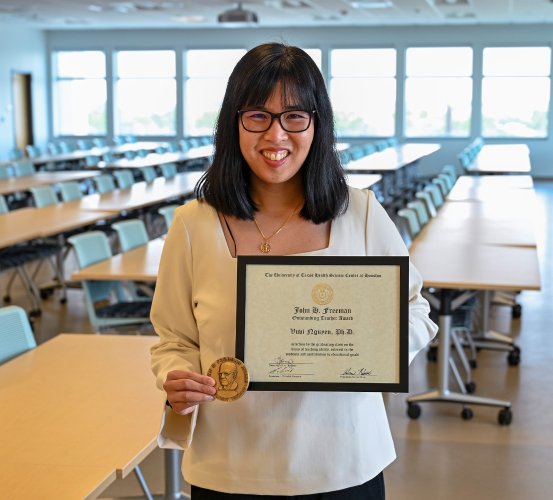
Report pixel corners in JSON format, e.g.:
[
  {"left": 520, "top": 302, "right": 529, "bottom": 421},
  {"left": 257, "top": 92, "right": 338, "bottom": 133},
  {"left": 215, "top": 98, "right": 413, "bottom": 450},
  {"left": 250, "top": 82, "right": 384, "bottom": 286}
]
[{"left": 150, "top": 43, "right": 437, "bottom": 499}]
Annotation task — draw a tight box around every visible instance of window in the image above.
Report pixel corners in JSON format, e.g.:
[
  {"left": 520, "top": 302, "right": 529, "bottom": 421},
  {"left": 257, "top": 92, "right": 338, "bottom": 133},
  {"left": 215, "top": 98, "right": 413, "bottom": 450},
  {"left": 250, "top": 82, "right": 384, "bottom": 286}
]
[
  {"left": 405, "top": 47, "right": 472, "bottom": 138},
  {"left": 115, "top": 50, "right": 176, "bottom": 136},
  {"left": 482, "top": 47, "right": 551, "bottom": 138},
  {"left": 330, "top": 49, "right": 396, "bottom": 137},
  {"left": 185, "top": 49, "right": 246, "bottom": 136},
  {"left": 53, "top": 51, "right": 107, "bottom": 136}
]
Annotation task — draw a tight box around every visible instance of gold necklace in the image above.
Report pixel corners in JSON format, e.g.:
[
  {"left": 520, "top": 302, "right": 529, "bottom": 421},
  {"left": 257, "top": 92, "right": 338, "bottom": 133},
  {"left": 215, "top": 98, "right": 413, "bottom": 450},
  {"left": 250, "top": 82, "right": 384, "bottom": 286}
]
[{"left": 253, "top": 205, "right": 300, "bottom": 254}]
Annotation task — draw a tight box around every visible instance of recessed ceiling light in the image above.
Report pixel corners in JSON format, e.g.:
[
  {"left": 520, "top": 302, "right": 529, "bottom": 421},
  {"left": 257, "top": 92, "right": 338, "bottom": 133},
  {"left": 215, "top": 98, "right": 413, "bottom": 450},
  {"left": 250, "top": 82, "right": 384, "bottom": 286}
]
[
  {"left": 349, "top": 1, "right": 393, "bottom": 9},
  {"left": 173, "top": 15, "right": 206, "bottom": 23}
]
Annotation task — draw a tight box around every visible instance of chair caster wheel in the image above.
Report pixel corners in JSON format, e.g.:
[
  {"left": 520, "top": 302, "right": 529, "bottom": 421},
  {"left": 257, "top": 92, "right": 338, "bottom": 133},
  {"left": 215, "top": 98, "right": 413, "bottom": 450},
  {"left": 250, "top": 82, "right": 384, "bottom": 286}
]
[
  {"left": 512, "top": 304, "right": 522, "bottom": 319},
  {"left": 407, "top": 403, "right": 421, "bottom": 420},
  {"left": 465, "top": 381, "right": 477, "bottom": 394},
  {"left": 461, "top": 407, "right": 473, "bottom": 420},
  {"left": 426, "top": 346, "right": 437, "bottom": 362},
  {"left": 3, "top": 295, "right": 11, "bottom": 303},
  {"left": 508, "top": 347, "right": 521, "bottom": 366},
  {"left": 60, "top": 297, "right": 67, "bottom": 304},
  {"left": 469, "top": 359, "right": 477, "bottom": 369},
  {"left": 498, "top": 407, "right": 512, "bottom": 426}
]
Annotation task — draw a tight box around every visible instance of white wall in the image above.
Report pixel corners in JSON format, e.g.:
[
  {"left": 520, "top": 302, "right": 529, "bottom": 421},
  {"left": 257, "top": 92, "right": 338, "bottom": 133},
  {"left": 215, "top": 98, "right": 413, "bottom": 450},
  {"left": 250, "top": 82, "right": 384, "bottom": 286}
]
[{"left": 0, "top": 26, "right": 47, "bottom": 159}]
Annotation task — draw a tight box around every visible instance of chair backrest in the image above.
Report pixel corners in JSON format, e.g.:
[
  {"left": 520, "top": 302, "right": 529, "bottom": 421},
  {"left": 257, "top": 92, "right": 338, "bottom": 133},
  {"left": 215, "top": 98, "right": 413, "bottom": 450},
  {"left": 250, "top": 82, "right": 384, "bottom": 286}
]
[
  {"left": 339, "top": 149, "right": 351, "bottom": 165},
  {"left": 112, "top": 219, "right": 149, "bottom": 252},
  {"left": 387, "top": 137, "right": 398, "bottom": 147},
  {"left": 93, "top": 138, "right": 107, "bottom": 148},
  {"left": 94, "top": 174, "right": 116, "bottom": 193},
  {"left": 141, "top": 166, "right": 157, "bottom": 183},
  {"left": 30, "top": 185, "right": 58, "bottom": 208},
  {"left": 102, "top": 152, "right": 116, "bottom": 163},
  {"left": 442, "top": 164, "right": 458, "bottom": 184},
  {"left": 374, "top": 139, "right": 389, "bottom": 151},
  {"left": 0, "top": 194, "right": 8, "bottom": 214},
  {"left": 424, "top": 183, "right": 444, "bottom": 209},
  {"left": 432, "top": 176, "right": 449, "bottom": 198},
  {"left": 12, "top": 161, "right": 36, "bottom": 177},
  {"left": 397, "top": 208, "right": 421, "bottom": 242},
  {"left": 113, "top": 170, "right": 134, "bottom": 189},
  {"left": 59, "top": 181, "right": 83, "bottom": 202},
  {"left": 25, "top": 145, "right": 40, "bottom": 158},
  {"left": 0, "top": 305, "right": 36, "bottom": 365},
  {"left": 77, "top": 139, "right": 94, "bottom": 150},
  {"left": 407, "top": 200, "right": 429, "bottom": 226},
  {"left": 160, "top": 163, "right": 177, "bottom": 179},
  {"left": 362, "top": 143, "right": 377, "bottom": 156},
  {"left": 0, "top": 164, "right": 12, "bottom": 180},
  {"left": 437, "top": 172, "right": 454, "bottom": 191},
  {"left": 415, "top": 191, "right": 437, "bottom": 218},
  {"left": 349, "top": 145, "right": 365, "bottom": 161},
  {"left": 58, "top": 141, "right": 73, "bottom": 153},
  {"left": 47, "top": 142, "right": 61, "bottom": 155},
  {"left": 136, "top": 149, "right": 148, "bottom": 158},
  {"left": 158, "top": 205, "right": 179, "bottom": 231},
  {"left": 166, "top": 142, "right": 180, "bottom": 152},
  {"left": 85, "top": 155, "right": 101, "bottom": 167},
  {"left": 8, "top": 147, "right": 24, "bottom": 160}
]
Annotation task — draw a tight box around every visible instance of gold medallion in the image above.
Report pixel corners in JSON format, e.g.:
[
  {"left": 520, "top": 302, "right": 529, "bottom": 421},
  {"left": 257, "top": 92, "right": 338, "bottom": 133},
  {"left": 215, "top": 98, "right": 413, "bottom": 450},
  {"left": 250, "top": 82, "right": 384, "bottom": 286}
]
[
  {"left": 260, "top": 241, "right": 271, "bottom": 253},
  {"left": 207, "top": 357, "right": 249, "bottom": 402}
]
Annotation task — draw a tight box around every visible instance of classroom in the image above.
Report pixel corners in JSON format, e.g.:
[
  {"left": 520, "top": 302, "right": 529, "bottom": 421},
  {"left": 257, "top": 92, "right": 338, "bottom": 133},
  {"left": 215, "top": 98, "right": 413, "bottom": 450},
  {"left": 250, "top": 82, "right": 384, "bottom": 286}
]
[{"left": 0, "top": 1, "right": 551, "bottom": 499}]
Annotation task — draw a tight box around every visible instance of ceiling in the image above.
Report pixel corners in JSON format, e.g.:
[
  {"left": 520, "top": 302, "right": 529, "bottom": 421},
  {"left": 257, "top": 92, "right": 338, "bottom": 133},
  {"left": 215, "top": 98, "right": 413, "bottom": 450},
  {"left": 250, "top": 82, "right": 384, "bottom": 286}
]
[{"left": 1, "top": 0, "right": 553, "bottom": 29}]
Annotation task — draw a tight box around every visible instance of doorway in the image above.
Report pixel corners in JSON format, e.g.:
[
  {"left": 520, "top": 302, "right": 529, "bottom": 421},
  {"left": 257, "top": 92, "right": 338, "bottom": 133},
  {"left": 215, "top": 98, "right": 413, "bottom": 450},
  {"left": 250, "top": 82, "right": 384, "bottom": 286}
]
[{"left": 11, "top": 72, "right": 34, "bottom": 151}]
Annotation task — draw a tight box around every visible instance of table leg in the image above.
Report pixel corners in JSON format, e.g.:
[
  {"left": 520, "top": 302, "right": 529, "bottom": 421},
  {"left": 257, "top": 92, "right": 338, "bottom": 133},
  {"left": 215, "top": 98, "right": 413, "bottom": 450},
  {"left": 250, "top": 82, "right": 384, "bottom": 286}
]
[
  {"left": 164, "top": 449, "right": 186, "bottom": 499},
  {"left": 407, "top": 289, "right": 512, "bottom": 424}
]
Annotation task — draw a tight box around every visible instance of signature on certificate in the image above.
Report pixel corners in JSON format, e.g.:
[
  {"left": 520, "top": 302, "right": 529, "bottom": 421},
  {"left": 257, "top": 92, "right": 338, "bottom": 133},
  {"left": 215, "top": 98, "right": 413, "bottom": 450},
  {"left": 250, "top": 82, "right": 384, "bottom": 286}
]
[
  {"left": 340, "top": 367, "right": 374, "bottom": 377},
  {"left": 268, "top": 356, "right": 297, "bottom": 374}
]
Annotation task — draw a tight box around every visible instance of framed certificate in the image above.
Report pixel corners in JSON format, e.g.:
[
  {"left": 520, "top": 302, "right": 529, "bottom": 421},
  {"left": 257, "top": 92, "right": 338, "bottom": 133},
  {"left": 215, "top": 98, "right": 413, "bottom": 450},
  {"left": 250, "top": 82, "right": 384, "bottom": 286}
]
[{"left": 235, "top": 255, "right": 409, "bottom": 393}]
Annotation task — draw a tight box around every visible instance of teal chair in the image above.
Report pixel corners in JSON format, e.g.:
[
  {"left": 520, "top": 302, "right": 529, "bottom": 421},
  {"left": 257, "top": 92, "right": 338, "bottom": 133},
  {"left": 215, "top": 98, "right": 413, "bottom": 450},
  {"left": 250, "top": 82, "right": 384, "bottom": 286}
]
[
  {"left": 30, "top": 185, "right": 58, "bottom": 208},
  {"left": 113, "top": 170, "right": 134, "bottom": 189},
  {"left": 93, "top": 138, "right": 107, "bottom": 148},
  {"left": 59, "top": 181, "right": 83, "bottom": 202},
  {"left": 25, "top": 145, "right": 41, "bottom": 158},
  {"left": 432, "top": 176, "right": 450, "bottom": 198},
  {"left": 407, "top": 199, "right": 430, "bottom": 227},
  {"left": 12, "top": 161, "right": 36, "bottom": 177},
  {"left": 374, "top": 139, "right": 389, "bottom": 151},
  {"left": 112, "top": 219, "right": 149, "bottom": 252},
  {"left": 8, "top": 147, "right": 24, "bottom": 160},
  {"left": 68, "top": 231, "right": 152, "bottom": 331},
  {"left": 93, "top": 174, "right": 116, "bottom": 193},
  {"left": 397, "top": 208, "right": 421, "bottom": 245},
  {"left": 423, "top": 183, "right": 444, "bottom": 210},
  {"left": 77, "top": 139, "right": 94, "bottom": 150},
  {"left": 362, "top": 143, "right": 377, "bottom": 156},
  {"left": 160, "top": 163, "right": 177, "bottom": 179},
  {"left": 415, "top": 190, "right": 438, "bottom": 218},
  {"left": 158, "top": 205, "right": 179, "bottom": 231},
  {"left": 442, "top": 164, "right": 458, "bottom": 186},
  {"left": 0, "top": 164, "right": 12, "bottom": 179},
  {"left": 141, "top": 166, "right": 157, "bottom": 183},
  {"left": 0, "top": 194, "right": 8, "bottom": 213},
  {"left": 0, "top": 306, "right": 36, "bottom": 365}
]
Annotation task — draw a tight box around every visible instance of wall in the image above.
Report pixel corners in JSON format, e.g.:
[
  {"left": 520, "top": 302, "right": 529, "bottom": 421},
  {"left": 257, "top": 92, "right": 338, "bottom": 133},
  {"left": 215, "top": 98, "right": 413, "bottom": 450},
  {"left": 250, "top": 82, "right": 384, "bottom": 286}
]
[
  {"left": 0, "top": 25, "right": 47, "bottom": 160},
  {"left": 22, "top": 24, "right": 553, "bottom": 178}
]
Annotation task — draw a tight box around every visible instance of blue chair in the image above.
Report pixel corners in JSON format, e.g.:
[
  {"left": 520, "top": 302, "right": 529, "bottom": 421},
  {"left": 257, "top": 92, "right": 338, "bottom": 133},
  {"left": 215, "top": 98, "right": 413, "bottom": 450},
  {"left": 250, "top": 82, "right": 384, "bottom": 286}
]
[
  {"left": 30, "top": 185, "right": 58, "bottom": 208},
  {"left": 158, "top": 205, "right": 179, "bottom": 231},
  {"left": 93, "top": 138, "right": 107, "bottom": 148},
  {"left": 387, "top": 137, "right": 398, "bottom": 147},
  {"left": 77, "top": 139, "right": 94, "bottom": 150},
  {"left": 339, "top": 149, "right": 351, "bottom": 165},
  {"left": 67, "top": 231, "right": 152, "bottom": 331},
  {"left": 113, "top": 170, "right": 135, "bottom": 189},
  {"left": 141, "top": 166, "right": 157, "bottom": 183},
  {"left": 47, "top": 142, "right": 61, "bottom": 155},
  {"left": 424, "top": 183, "right": 444, "bottom": 209},
  {"left": 8, "top": 147, "right": 24, "bottom": 160},
  {"left": 415, "top": 190, "right": 438, "bottom": 219},
  {"left": 112, "top": 219, "right": 149, "bottom": 252},
  {"left": 59, "top": 181, "right": 83, "bottom": 202},
  {"left": 94, "top": 174, "right": 116, "bottom": 193},
  {"left": 0, "top": 194, "right": 8, "bottom": 213},
  {"left": 0, "top": 164, "right": 12, "bottom": 179},
  {"left": 362, "top": 143, "right": 377, "bottom": 156},
  {"left": 396, "top": 207, "right": 421, "bottom": 245},
  {"left": 374, "top": 139, "right": 389, "bottom": 151},
  {"left": 178, "top": 139, "right": 190, "bottom": 151},
  {"left": 25, "top": 145, "right": 41, "bottom": 158},
  {"left": 0, "top": 306, "right": 36, "bottom": 365},
  {"left": 442, "top": 164, "right": 458, "bottom": 186},
  {"left": 12, "top": 161, "right": 36, "bottom": 177},
  {"left": 166, "top": 142, "right": 180, "bottom": 152},
  {"left": 432, "top": 176, "right": 450, "bottom": 198},
  {"left": 160, "top": 163, "right": 177, "bottom": 179},
  {"left": 58, "top": 141, "right": 74, "bottom": 153},
  {"left": 407, "top": 199, "right": 430, "bottom": 227}
]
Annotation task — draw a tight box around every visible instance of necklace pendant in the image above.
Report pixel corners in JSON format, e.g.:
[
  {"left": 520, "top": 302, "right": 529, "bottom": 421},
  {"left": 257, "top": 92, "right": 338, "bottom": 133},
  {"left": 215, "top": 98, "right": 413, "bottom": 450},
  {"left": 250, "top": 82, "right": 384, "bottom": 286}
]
[{"left": 260, "top": 241, "right": 271, "bottom": 254}]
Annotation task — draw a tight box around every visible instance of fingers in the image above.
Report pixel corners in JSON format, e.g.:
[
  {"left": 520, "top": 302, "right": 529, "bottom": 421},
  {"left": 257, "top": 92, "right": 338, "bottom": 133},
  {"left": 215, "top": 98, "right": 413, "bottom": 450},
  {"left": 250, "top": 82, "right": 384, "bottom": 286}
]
[{"left": 164, "top": 370, "right": 217, "bottom": 415}]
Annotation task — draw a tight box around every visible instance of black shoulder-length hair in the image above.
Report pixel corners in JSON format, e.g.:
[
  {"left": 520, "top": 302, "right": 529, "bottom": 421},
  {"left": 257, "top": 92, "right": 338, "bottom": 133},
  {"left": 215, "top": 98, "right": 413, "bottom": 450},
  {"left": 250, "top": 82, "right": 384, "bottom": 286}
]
[{"left": 195, "top": 42, "right": 349, "bottom": 224}]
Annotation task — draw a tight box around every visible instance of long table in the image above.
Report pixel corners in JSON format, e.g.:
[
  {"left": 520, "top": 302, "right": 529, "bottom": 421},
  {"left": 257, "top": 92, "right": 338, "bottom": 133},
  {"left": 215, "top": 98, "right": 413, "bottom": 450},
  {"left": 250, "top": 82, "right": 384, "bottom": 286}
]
[
  {"left": 466, "top": 144, "right": 531, "bottom": 174},
  {"left": 406, "top": 174, "right": 541, "bottom": 424},
  {"left": 0, "top": 171, "right": 100, "bottom": 196},
  {"left": 0, "top": 334, "right": 164, "bottom": 499},
  {"left": 98, "top": 146, "right": 213, "bottom": 169}
]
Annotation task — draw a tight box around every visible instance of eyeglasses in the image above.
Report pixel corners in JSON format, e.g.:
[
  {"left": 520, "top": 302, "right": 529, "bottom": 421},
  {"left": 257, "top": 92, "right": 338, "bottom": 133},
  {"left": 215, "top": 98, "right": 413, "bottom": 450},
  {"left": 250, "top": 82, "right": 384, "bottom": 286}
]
[{"left": 238, "top": 109, "right": 316, "bottom": 133}]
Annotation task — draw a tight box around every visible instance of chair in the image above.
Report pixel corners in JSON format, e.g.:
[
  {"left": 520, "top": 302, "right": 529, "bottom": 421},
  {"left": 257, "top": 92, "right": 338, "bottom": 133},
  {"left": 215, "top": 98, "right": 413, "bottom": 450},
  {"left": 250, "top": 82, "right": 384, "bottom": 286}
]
[
  {"left": 407, "top": 199, "right": 430, "bottom": 227},
  {"left": 94, "top": 174, "right": 116, "bottom": 193},
  {"left": 415, "top": 190, "right": 438, "bottom": 218},
  {"left": 25, "top": 145, "right": 41, "bottom": 158},
  {"left": 160, "top": 163, "right": 177, "bottom": 179},
  {"left": 67, "top": 231, "right": 152, "bottom": 331},
  {"left": 396, "top": 207, "right": 421, "bottom": 244},
  {"left": 0, "top": 164, "right": 12, "bottom": 179},
  {"left": 141, "top": 166, "right": 157, "bottom": 183},
  {"left": 362, "top": 143, "right": 377, "bottom": 156},
  {"left": 158, "top": 205, "right": 179, "bottom": 231},
  {"left": 113, "top": 170, "right": 135, "bottom": 189},
  {"left": 112, "top": 219, "right": 149, "bottom": 252},
  {"left": 85, "top": 155, "right": 101, "bottom": 168},
  {"left": 374, "top": 139, "right": 389, "bottom": 151},
  {"left": 30, "top": 185, "right": 58, "bottom": 208},
  {"left": 387, "top": 137, "right": 398, "bottom": 147},
  {"left": 432, "top": 176, "right": 449, "bottom": 198},
  {"left": 166, "top": 142, "right": 180, "bottom": 152},
  {"left": 59, "top": 181, "right": 83, "bottom": 202},
  {"left": 93, "top": 138, "right": 107, "bottom": 148},
  {"left": 12, "top": 161, "right": 36, "bottom": 177},
  {"left": 0, "top": 194, "right": 8, "bottom": 213},
  {"left": 47, "top": 142, "right": 61, "bottom": 155},
  {"left": 339, "top": 149, "right": 351, "bottom": 165},
  {"left": 8, "top": 147, "right": 24, "bottom": 160},
  {"left": 0, "top": 306, "right": 36, "bottom": 364},
  {"left": 77, "top": 139, "right": 94, "bottom": 150},
  {"left": 348, "top": 145, "right": 365, "bottom": 161},
  {"left": 423, "top": 183, "right": 444, "bottom": 209}
]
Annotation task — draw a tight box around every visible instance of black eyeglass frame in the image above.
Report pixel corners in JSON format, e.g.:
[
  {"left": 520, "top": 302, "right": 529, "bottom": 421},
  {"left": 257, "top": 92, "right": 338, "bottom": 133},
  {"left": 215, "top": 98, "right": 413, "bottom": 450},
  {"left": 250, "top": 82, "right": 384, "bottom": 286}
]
[{"left": 237, "top": 109, "right": 316, "bottom": 133}]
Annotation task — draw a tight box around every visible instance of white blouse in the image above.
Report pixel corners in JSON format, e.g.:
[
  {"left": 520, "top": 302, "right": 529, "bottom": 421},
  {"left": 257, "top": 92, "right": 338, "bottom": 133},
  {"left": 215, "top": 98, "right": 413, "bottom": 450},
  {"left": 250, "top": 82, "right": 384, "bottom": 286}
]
[{"left": 150, "top": 187, "right": 438, "bottom": 495}]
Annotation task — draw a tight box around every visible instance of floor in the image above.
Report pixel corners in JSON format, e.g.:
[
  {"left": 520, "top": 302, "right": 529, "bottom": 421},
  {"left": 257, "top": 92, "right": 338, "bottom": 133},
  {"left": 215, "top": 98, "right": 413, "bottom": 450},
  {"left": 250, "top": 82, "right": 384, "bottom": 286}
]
[{"left": 2, "top": 181, "right": 552, "bottom": 499}]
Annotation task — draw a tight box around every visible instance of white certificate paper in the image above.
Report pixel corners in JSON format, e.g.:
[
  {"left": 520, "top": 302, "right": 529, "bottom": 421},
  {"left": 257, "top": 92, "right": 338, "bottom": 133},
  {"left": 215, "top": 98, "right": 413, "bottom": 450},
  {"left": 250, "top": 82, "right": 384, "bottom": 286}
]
[{"left": 236, "top": 256, "right": 409, "bottom": 392}]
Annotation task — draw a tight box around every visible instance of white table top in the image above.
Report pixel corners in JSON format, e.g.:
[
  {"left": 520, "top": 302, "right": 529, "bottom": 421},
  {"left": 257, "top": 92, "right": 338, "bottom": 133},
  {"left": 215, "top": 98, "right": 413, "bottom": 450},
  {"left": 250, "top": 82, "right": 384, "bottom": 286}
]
[{"left": 466, "top": 144, "right": 531, "bottom": 174}]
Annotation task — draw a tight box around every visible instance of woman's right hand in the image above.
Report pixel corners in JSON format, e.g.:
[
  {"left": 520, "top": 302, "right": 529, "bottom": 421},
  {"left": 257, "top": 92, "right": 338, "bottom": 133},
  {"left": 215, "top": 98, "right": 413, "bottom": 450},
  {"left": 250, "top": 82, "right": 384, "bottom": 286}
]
[{"left": 163, "top": 370, "right": 216, "bottom": 415}]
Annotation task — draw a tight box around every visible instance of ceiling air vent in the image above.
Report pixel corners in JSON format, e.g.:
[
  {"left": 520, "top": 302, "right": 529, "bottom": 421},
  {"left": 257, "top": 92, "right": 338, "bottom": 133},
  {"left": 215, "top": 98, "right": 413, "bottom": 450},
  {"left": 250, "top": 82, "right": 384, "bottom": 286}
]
[{"left": 218, "top": 2, "right": 259, "bottom": 24}]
